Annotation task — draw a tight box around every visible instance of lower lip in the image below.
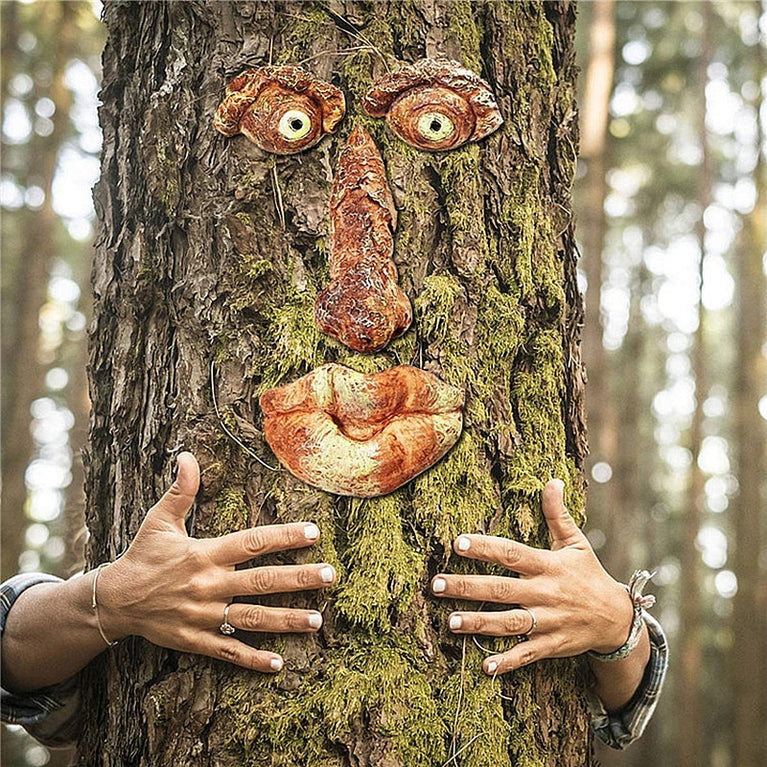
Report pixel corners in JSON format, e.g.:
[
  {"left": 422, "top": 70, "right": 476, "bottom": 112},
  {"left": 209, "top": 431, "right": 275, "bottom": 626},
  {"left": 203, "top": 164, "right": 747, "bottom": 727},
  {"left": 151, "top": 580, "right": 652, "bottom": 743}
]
[{"left": 260, "top": 363, "right": 464, "bottom": 497}]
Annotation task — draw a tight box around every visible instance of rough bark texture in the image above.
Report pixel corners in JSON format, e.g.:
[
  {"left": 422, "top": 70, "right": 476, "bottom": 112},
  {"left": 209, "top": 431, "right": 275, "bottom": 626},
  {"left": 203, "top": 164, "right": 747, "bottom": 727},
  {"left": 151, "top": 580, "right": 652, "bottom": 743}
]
[{"left": 79, "top": 2, "right": 590, "bottom": 765}]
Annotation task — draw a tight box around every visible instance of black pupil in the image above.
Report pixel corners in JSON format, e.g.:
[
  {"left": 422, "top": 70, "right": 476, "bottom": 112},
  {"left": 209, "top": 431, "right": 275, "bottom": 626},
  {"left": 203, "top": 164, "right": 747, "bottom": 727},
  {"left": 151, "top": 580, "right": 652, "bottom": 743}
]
[
  {"left": 430, "top": 118, "right": 442, "bottom": 133},
  {"left": 290, "top": 118, "right": 304, "bottom": 131}
]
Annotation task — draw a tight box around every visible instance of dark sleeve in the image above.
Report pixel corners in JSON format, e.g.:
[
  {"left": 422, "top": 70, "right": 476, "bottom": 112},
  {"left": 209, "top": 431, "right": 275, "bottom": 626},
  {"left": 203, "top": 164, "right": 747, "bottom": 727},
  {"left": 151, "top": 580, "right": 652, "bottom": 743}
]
[
  {"left": 590, "top": 613, "right": 668, "bottom": 749},
  {"left": 1, "top": 573, "right": 83, "bottom": 747}
]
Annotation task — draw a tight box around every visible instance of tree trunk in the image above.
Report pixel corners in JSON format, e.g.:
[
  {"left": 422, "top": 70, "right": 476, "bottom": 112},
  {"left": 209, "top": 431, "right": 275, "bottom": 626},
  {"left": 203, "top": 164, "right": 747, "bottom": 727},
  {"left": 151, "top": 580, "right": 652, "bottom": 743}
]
[
  {"left": 732, "top": 8, "right": 767, "bottom": 762},
  {"left": 578, "top": 0, "right": 614, "bottom": 485},
  {"left": 78, "top": 2, "right": 591, "bottom": 765},
  {"left": 676, "top": 5, "right": 711, "bottom": 765},
  {"left": 577, "top": 0, "right": 622, "bottom": 580}
]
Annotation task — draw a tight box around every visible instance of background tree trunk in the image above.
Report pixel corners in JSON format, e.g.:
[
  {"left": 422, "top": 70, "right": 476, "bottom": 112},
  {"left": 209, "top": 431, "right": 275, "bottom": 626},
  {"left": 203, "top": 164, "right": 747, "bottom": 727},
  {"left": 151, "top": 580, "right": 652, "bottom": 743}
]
[
  {"left": 78, "top": 2, "right": 591, "bottom": 765},
  {"left": 0, "top": 1, "right": 78, "bottom": 582},
  {"left": 578, "top": 0, "right": 617, "bottom": 574},
  {"left": 732, "top": 8, "right": 767, "bottom": 763},
  {"left": 675, "top": 5, "right": 711, "bottom": 765}
]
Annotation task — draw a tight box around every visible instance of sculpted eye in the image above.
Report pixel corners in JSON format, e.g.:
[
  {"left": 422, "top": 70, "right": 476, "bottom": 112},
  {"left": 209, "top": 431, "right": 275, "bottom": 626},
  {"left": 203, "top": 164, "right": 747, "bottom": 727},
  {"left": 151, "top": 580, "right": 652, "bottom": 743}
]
[
  {"left": 363, "top": 58, "right": 503, "bottom": 152},
  {"left": 214, "top": 65, "right": 345, "bottom": 155}
]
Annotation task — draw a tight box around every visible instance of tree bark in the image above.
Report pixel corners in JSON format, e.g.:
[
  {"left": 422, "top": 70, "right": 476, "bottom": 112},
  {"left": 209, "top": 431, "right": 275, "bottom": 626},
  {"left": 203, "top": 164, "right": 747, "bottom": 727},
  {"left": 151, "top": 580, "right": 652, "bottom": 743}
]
[{"left": 79, "top": 2, "right": 591, "bottom": 765}]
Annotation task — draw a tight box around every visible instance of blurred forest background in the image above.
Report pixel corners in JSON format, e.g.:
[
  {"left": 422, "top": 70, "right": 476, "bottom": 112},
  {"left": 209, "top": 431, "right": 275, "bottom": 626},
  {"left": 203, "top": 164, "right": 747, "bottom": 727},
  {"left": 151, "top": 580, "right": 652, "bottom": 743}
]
[{"left": 1, "top": 1, "right": 765, "bottom": 766}]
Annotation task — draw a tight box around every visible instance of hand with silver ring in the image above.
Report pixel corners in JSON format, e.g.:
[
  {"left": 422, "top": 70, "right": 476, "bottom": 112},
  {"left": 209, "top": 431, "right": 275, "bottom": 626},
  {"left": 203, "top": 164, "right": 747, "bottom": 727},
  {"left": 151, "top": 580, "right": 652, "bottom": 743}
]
[
  {"left": 517, "top": 606, "right": 536, "bottom": 638},
  {"left": 94, "top": 452, "right": 337, "bottom": 674},
  {"left": 219, "top": 604, "right": 236, "bottom": 635},
  {"left": 430, "top": 479, "right": 647, "bottom": 697}
]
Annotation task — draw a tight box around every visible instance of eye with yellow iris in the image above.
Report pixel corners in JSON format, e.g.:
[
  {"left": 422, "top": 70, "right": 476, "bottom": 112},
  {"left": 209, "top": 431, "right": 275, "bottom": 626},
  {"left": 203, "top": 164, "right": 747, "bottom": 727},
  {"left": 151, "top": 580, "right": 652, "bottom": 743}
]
[
  {"left": 278, "top": 109, "right": 313, "bottom": 141},
  {"left": 214, "top": 65, "right": 345, "bottom": 155},
  {"left": 416, "top": 112, "right": 455, "bottom": 142},
  {"left": 363, "top": 58, "right": 503, "bottom": 152}
]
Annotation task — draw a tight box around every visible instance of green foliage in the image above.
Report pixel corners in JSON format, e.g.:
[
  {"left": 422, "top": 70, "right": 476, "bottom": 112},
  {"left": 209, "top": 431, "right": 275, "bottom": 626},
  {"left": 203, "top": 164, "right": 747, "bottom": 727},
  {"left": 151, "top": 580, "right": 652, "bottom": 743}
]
[
  {"left": 260, "top": 288, "right": 326, "bottom": 389},
  {"left": 412, "top": 429, "right": 498, "bottom": 553},
  {"left": 439, "top": 650, "right": 516, "bottom": 767},
  {"left": 217, "top": 640, "right": 447, "bottom": 766}
]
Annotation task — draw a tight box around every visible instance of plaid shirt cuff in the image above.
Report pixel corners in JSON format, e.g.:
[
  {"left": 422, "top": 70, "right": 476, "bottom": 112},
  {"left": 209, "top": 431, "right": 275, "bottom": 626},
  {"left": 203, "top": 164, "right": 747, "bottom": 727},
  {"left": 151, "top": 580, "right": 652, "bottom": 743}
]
[
  {"left": 590, "top": 611, "right": 668, "bottom": 749},
  {"left": 1, "top": 573, "right": 83, "bottom": 746}
]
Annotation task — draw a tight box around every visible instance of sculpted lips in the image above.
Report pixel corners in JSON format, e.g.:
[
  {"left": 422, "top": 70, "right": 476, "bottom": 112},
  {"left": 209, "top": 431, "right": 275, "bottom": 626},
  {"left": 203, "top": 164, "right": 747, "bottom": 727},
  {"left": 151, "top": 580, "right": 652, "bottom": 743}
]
[{"left": 260, "top": 363, "right": 464, "bottom": 497}]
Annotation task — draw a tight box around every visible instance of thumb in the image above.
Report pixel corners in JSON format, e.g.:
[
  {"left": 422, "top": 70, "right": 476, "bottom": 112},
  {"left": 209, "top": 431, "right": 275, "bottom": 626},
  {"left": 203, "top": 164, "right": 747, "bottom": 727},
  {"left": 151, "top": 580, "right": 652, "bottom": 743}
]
[
  {"left": 542, "top": 479, "right": 583, "bottom": 549},
  {"left": 145, "top": 451, "right": 200, "bottom": 530}
]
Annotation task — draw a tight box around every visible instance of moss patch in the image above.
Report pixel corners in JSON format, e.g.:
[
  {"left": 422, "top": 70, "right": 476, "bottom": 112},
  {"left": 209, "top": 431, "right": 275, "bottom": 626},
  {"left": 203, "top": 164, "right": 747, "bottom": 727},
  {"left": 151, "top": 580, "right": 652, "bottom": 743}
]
[{"left": 334, "top": 492, "right": 422, "bottom": 632}]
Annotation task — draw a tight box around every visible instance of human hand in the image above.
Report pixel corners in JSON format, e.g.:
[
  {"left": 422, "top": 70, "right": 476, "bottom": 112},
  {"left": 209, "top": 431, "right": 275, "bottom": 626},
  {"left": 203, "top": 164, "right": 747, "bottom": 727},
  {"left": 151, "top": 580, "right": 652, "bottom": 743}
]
[
  {"left": 97, "top": 452, "right": 336, "bottom": 672},
  {"left": 431, "top": 479, "right": 634, "bottom": 676}
]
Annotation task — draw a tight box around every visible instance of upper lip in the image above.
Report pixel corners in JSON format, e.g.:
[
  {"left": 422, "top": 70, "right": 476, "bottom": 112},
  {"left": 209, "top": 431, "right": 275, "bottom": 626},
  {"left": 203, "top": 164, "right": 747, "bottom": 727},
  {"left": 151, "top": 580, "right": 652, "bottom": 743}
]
[{"left": 260, "top": 363, "right": 464, "bottom": 497}]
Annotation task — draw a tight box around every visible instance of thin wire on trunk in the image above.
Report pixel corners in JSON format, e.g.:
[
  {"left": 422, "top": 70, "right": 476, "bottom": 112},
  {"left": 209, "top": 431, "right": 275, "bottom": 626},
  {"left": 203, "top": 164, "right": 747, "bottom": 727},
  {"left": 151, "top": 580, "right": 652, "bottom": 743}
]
[{"left": 209, "top": 359, "right": 278, "bottom": 471}]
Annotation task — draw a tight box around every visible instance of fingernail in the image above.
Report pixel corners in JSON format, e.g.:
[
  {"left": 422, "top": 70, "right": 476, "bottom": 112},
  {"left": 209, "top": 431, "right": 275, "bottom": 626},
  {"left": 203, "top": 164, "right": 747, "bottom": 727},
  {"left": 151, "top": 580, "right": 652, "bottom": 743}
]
[
  {"left": 432, "top": 577, "right": 446, "bottom": 593},
  {"left": 270, "top": 657, "right": 283, "bottom": 671},
  {"left": 320, "top": 565, "right": 335, "bottom": 583},
  {"left": 449, "top": 614, "right": 462, "bottom": 630},
  {"left": 304, "top": 523, "right": 320, "bottom": 540},
  {"left": 456, "top": 536, "right": 471, "bottom": 552},
  {"left": 486, "top": 660, "right": 498, "bottom": 675},
  {"left": 308, "top": 613, "right": 323, "bottom": 629}
]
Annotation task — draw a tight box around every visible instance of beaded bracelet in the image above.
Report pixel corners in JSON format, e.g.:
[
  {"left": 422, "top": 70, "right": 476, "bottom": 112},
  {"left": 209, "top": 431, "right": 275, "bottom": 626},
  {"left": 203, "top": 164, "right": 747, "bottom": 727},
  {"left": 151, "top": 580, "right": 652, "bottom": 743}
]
[
  {"left": 91, "top": 563, "right": 118, "bottom": 648},
  {"left": 588, "top": 569, "right": 656, "bottom": 663}
]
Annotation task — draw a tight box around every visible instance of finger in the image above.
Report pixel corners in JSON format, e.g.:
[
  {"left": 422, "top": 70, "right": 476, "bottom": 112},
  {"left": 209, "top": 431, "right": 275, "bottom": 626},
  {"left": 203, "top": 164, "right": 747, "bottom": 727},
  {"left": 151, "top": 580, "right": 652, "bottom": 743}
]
[
  {"left": 192, "top": 634, "right": 285, "bottom": 673},
  {"left": 216, "top": 563, "right": 336, "bottom": 599},
  {"left": 447, "top": 608, "right": 537, "bottom": 637},
  {"left": 483, "top": 636, "right": 558, "bottom": 676},
  {"left": 542, "top": 479, "right": 583, "bottom": 549},
  {"left": 203, "top": 522, "right": 321, "bottom": 566},
  {"left": 431, "top": 574, "right": 536, "bottom": 605},
  {"left": 452, "top": 534, "right": 546, "bottom": 575},
  {"left": 225, "top": 603, "right": 324, "bottom": 633},
  {"left": 145, "top": 452, "right": 200, "bottom": 530}
]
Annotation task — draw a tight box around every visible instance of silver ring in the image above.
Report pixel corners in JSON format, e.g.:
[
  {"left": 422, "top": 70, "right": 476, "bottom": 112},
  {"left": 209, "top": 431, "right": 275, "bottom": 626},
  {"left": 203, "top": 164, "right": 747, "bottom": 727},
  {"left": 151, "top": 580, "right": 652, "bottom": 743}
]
[
  {"left": 519, "top": 607, "right": 537, "bottom": 637},
  {"left": 219, "top": 603, "right": 236, "bottom": 636}
]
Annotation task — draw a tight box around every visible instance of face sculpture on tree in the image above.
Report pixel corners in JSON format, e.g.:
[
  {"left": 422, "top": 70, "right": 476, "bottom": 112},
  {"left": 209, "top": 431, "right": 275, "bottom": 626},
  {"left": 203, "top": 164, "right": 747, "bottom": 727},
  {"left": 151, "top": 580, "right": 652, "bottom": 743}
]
[{"left": 215, "top": 59, "right": 502, "bottom": 498}]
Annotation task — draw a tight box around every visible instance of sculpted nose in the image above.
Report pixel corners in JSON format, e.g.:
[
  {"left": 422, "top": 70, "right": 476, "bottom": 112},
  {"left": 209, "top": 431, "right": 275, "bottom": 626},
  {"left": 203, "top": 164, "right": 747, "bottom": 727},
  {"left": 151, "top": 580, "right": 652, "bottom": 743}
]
[{"left": 314, "top": 125, "right": 412, "bottom": 353}]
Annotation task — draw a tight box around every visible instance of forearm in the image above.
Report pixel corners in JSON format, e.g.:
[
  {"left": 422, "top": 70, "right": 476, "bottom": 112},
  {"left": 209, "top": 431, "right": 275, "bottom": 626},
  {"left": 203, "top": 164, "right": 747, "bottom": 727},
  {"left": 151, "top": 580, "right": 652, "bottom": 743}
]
[
  {"left": 588, "top": 622, "right": 651, "bottom": 712},
  {"left": 1, "top": 573, "right": 108, "bottom": 692}
]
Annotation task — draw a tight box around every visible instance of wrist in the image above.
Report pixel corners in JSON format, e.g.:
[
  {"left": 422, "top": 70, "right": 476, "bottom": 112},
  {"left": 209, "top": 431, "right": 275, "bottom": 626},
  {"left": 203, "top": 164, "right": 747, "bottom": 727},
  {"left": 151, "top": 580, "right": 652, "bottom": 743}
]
[
  {"left": 589, "top": 570, "right": 656, "bottom": 661},
  {"left": 591, "top": 581, "right": 636, "bottom": 655},
  {"left": 93, "top": 558, "right": 134, "bottom": 642}
]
